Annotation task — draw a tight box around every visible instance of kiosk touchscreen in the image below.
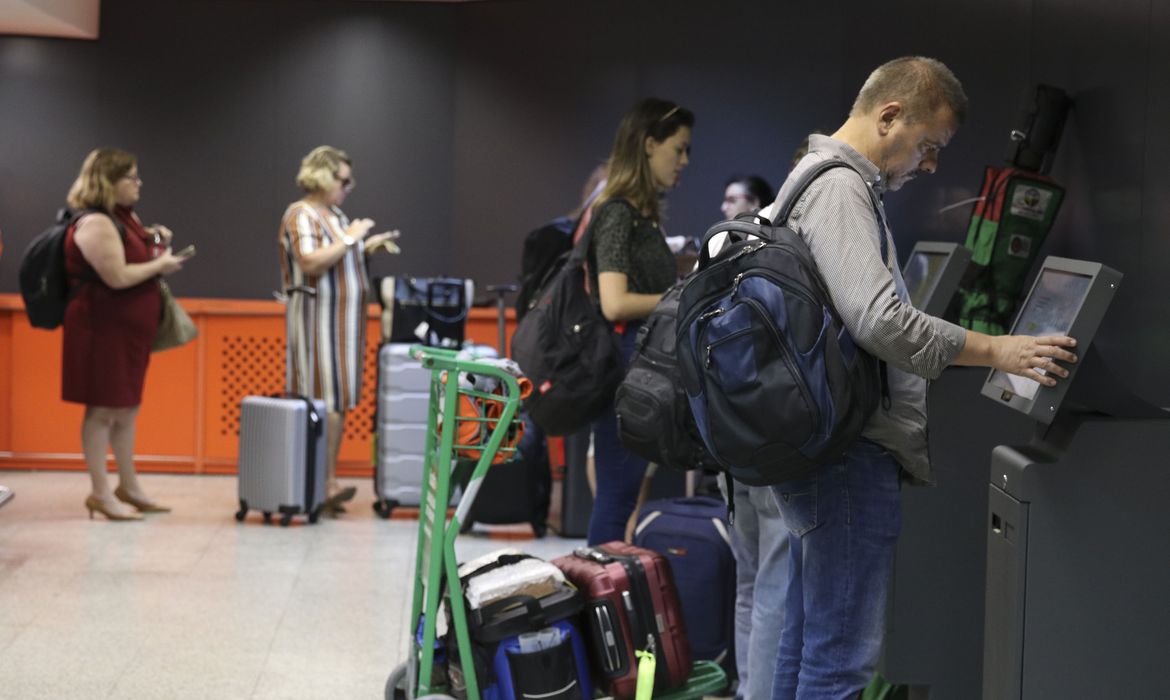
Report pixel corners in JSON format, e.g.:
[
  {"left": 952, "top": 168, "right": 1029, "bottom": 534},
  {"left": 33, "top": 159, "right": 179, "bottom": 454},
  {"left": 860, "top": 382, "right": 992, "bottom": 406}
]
[
  {"left": 901, "top": 241, "right": 972, "bottom": 316},
  {"left": 980, "top": 256, "right": 1121, "bottom": 423}
]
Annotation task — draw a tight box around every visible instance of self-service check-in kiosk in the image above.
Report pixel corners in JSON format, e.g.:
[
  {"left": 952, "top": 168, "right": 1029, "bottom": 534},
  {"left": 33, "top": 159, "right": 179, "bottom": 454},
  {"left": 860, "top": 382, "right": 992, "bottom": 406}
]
[
  {"left": 902, "top": 241, "right": 973, "bottom": 317},
  {"left": 980, "top": 257, "right": 1170, "bottom": 699},
  {"left": 883, "top": 242, "right": 1033, "bottom": 700}
]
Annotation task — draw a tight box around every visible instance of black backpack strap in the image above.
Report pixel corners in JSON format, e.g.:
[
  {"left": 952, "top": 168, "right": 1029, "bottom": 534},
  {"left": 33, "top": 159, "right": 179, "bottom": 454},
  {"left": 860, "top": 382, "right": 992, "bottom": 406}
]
[
  {"left": 779, "top": 157, "right": 893, "bottom": 407},
  {"left": 67, "top": 208, "right": 128, "bottom": 290},
  {"left": 459, "top": 553, "right": 538, "bottom": 585},
  {"left": 775, "top": 158, "right": 889, "bottom": 268}
]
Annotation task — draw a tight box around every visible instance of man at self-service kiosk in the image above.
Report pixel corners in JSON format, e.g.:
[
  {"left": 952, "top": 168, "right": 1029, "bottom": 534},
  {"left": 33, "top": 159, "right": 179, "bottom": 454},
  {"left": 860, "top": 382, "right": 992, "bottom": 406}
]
[{"left": 757, "top": 56, "right": 1079, "bottom": 699}]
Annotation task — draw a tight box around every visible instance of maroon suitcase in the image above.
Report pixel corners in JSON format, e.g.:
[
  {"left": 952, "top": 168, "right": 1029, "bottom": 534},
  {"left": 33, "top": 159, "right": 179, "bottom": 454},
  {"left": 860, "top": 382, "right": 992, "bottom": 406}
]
[{"left": 551, "top": 541, "right": 692, "bottom": 698}]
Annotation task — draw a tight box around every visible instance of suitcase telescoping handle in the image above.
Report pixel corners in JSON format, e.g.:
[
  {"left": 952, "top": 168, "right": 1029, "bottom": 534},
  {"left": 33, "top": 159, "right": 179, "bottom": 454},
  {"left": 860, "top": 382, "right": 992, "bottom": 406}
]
[{"left": 485, "top": 283, "right": 519, "bottom": 356}]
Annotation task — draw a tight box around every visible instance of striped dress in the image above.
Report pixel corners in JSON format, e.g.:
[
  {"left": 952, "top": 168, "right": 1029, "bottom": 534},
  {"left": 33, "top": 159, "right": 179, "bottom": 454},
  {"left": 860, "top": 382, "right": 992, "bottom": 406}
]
[{"left": 278, "top": 201, "right": 369, "bottom": 413}]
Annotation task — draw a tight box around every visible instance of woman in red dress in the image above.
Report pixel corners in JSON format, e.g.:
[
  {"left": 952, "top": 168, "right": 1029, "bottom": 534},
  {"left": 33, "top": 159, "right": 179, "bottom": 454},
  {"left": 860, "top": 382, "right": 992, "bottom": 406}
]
[{"left": 62, "top": 148, "right": 188, "bottom": 521}]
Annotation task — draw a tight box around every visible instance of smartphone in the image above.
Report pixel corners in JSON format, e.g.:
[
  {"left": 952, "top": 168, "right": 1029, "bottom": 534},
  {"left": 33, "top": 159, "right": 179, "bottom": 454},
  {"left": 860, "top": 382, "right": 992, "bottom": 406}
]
[{"left": 175, "top": 244, "right": 197, "bottom": 259}]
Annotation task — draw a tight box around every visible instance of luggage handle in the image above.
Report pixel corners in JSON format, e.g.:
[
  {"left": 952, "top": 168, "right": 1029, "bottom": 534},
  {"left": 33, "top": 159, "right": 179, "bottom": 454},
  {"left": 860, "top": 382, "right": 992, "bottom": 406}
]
[
  {"left": 475, "top": 593, "right": 546, "bottom": 628},
  {"left": 572, "top": 546, "right": 613, "bottom": 565},
  {"left": 460, "top": 553, "right": 536, "bottom": 585},
  {"left": 696, "top": 218, "right": 775, "bottom": 270},
  {"left": 424, "top": 280, "right": 469, "bottom": 324}
]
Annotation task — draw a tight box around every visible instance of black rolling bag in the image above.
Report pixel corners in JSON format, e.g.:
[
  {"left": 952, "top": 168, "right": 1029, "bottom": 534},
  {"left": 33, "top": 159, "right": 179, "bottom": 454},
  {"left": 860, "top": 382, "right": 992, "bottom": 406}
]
[{"left": 461, "top": 285, "right": 552, "bottom": 538}]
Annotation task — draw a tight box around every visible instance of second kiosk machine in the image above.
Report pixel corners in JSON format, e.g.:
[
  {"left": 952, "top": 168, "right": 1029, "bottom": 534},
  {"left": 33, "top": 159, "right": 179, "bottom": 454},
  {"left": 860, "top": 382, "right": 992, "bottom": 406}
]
[{"left": 979, "top": 256, "right": 1170, "bottom": 699}]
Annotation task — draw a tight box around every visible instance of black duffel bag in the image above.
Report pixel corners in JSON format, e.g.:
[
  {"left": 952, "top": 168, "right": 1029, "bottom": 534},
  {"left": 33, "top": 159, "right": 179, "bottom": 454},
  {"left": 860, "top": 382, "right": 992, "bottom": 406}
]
[
  {"left": 511, "top": 216, "right": 623, "bottom": 437},
  {"left": 378, "top": 276, "right": 471, "bottom": 347}
]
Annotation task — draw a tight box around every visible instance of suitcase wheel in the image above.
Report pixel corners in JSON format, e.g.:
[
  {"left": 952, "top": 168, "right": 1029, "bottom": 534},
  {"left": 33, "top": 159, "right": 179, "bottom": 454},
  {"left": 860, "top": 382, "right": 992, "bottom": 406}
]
[
  {"left": 531, "top": 521, "right": 547, "bottom": 539},
  {"left": 262, "top": 511, "right": 273, "bottom": 524},
  {"left": 373, "top": 499, "right": 393, "bottom": 519},
  {"left": 279, "top": 512, "right": 293, "bottom": 527},
  {"left": 308, "top": 507, "right": 321, "bottom": 524},
  {"left": 234, "top": 500, "right": 248, "bottom": 522}
]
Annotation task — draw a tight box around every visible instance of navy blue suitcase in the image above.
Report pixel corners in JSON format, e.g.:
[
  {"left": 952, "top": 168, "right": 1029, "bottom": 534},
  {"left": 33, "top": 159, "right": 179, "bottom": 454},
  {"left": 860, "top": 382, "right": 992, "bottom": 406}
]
[{"left": 632, "top": 496, "right": 736, "bottom": 674}]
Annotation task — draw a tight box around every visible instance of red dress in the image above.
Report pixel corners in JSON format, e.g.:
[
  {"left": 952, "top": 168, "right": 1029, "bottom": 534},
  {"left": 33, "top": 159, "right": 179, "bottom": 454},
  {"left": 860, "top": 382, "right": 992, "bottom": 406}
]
[{"left": 61, "top": 206, "right": 163, "bottom": 407}]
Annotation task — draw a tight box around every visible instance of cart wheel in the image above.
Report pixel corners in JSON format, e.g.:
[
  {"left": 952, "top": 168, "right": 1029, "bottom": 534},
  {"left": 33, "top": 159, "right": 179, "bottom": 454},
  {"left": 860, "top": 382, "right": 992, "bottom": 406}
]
[
  {"left": 262, "top": 511, "right": 273, "bottom": 524},
  {"left": 385, "top": 661, "right": 408, "bottom": 700},
  {"left": 279, "top": 512, "right": 293, "bottom": 527},
  {"left": 234, "top": 500, "right": 248, "bottom": 522},
  {"left": 373, "top": 499, "right": 393, "bottom": 519},
  {"left": 532, "top": 521, "right": 547, "bottom": 539}
]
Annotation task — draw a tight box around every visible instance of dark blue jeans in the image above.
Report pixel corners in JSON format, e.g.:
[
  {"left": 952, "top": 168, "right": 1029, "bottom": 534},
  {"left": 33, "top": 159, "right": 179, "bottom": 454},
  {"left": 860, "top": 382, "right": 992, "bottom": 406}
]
[
  {"left": 769, "top": 439, "right": 902, "bottom": 700},
  {"left": 586, "top": 323, "right": 646, "bottom": 546}
]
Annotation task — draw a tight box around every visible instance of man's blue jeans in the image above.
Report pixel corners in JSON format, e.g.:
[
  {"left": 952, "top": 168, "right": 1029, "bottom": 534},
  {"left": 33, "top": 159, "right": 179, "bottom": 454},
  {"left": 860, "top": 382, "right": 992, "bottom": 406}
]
[{"left": 768, "top": 439, "right": 902, "bottom": 700}]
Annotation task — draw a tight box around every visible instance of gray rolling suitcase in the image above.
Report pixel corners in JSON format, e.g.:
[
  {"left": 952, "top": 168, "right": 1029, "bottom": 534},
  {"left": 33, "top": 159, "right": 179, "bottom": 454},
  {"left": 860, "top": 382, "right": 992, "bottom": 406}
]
[
  {"left": 373, "top": 343, "right": 460, "bottom": 518},
  {"left": 235, "top": 395, "right": 326, "bottom": 526}
]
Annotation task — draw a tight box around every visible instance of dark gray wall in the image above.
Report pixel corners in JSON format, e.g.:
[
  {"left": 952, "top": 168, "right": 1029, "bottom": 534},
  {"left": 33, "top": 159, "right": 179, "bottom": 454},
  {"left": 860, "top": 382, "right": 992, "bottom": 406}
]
[
  {"left": 0, "top": 0, "right": 456, "bottom": 298},
  {"left": 1, "top": 0, "right": 1167, "bottom": 404}
]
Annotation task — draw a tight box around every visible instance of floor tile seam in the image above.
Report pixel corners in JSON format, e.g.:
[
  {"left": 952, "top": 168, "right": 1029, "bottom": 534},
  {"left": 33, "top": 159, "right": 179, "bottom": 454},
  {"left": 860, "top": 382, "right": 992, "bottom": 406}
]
[
  {"left": 101, "top": 609, "right": 161, "bottom": 700},
  {"left": 250, "top": 554, "right": 307, "bottom": 699}
]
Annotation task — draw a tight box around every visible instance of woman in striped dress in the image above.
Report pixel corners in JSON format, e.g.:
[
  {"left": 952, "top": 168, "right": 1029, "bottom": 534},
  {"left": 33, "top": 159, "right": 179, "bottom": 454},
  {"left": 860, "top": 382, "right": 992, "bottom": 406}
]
[{"left": 279, "top": 146, "right": 399, "bottom": 515}]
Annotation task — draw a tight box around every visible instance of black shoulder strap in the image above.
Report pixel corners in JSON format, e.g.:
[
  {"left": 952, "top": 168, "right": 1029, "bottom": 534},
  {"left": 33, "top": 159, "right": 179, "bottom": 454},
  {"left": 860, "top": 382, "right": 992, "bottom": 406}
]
[
  {"left": 779, "top": 157, "right": 893, "bottom": 408},
  {"left": 571, "top": 198, "right": 637, "bottom": 265},
  {"left": 70, "top": 208, "right": 127, "bottom": 241},
  {"left": 775, "top": 158, "right": 889, "bottom": 267}
]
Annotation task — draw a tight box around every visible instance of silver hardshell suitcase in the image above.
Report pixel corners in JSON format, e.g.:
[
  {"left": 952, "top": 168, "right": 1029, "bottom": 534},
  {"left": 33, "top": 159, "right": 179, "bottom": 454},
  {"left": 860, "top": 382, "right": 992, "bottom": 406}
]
[
  {"left": 373, "top": 343, "right": 460, "bottom": 517},
  {"left": 236, "top": 395, "right": 326, "bottom": 526}
]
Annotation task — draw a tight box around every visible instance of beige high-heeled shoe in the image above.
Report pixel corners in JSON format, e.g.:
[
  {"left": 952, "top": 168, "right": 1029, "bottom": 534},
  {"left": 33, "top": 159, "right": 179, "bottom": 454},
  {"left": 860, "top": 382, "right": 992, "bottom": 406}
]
[
  {"left": 114, "top": 486, "right": 171, "bottom": 513},
  {"left": 85, "top": 495, "right": 143, "bottom": 521}
]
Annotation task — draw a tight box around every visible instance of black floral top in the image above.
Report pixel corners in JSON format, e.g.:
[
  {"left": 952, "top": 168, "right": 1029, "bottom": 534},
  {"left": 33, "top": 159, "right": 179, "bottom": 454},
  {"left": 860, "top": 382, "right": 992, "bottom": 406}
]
[{"left": 587, "top": 199, "right": 676, "bottom": 311}]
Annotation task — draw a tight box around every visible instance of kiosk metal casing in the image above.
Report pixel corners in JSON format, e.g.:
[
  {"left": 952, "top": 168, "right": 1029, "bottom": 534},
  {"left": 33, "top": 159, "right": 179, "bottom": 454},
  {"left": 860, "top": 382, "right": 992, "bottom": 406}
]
[
  {"left": 901, "top": 241, "right": 973, "bottom": 317},
  {"left": 980, "top": 257, "right": 1121, "bottom": 423}
]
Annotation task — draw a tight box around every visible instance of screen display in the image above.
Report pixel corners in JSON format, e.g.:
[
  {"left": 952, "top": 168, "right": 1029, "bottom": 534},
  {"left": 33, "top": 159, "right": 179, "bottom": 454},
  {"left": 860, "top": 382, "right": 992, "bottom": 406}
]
[
  {"left": 903, "top": 251, "right": 949, "bottom": 309},
  {"left": 989, "top": 268, "right": 1093, "bottom": 400}
]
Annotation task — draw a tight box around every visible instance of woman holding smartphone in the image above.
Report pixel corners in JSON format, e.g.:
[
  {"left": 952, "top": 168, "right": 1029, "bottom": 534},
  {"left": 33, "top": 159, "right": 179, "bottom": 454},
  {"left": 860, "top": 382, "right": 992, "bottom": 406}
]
[
  {"left": 278, "top": 145, "right": 399, "bottom": 516},
  {"left": 62, "top": 148, "right": 188, "bottom": 521}
]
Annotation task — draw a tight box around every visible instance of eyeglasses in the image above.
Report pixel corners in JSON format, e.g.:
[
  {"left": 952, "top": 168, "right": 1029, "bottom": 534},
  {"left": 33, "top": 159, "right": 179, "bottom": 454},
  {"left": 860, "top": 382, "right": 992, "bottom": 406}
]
[{"left": 336, "top": 173, "right": 355, "bottom": 192}]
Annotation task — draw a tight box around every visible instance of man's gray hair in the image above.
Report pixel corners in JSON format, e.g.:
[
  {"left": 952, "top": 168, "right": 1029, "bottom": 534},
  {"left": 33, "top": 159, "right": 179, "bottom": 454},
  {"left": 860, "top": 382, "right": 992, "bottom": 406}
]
[{"left": 851, "top": 56, "right": 968, "bottom": 125}]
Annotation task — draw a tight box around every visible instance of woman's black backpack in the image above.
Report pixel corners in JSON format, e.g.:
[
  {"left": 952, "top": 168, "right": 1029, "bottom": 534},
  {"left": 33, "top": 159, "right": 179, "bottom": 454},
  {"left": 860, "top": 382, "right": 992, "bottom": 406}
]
[
  {"left": 18, "top": 208, "right": 113, "bottom": 329},
  {"left": 511, "top": 218, "right": 623, "bottom": 436},
  {"left": 614, "top": 278, "right": 716, "bottom": 471}
]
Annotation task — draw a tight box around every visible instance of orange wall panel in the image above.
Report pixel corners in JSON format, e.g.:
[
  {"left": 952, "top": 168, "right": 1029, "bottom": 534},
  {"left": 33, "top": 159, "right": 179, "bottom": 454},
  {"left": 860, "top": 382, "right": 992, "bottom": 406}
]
[{"left": 0, "top": 295, "right": 517, "bottom": 477}]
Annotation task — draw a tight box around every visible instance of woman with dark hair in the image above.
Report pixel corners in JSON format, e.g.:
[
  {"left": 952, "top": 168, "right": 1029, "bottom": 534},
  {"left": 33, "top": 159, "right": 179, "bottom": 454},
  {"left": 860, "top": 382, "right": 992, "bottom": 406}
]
[
  {"left": 721, "top": 174, "right": 775, "bottom": 220},
  {"left": 63, "top": 148, "right": 188, "bottom": 520},
  {"left": 585, "top": 98, "right": 694, "bottom": 545}
]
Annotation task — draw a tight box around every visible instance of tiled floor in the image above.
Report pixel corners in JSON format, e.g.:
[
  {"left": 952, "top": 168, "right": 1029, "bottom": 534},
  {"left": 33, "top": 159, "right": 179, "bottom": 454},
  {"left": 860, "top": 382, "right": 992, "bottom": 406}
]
[{"left": 0, "top": 471, "right": 584, "bottom": 700}]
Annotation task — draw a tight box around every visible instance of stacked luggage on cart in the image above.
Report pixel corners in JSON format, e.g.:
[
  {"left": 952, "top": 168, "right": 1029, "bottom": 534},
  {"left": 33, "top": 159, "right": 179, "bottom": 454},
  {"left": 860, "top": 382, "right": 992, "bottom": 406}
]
[
  {"left": 374, "top": 279, "right": 550, "bottom": 538},
  {"left": 373, "top": 276, "right": 473, "bottom": 518},
  {"left": 386, "top": 346, "right": 727, "bottom": 700}
]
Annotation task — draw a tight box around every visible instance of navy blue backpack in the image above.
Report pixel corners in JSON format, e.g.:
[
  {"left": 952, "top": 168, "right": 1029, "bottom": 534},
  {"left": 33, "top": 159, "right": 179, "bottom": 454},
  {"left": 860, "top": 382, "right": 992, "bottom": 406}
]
[{"left": 675, "top": 159, "right": 886, "bottom": 486}]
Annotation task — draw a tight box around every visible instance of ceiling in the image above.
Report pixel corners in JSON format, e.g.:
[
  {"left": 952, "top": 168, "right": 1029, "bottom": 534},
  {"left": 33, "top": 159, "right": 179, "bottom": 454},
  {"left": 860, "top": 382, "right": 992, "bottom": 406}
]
[
  {"left": 0, "top": 0, "right": 100, "bottom": 39},
  {"left": 0, "top": 0, "right": 490, "bottom": 40}
]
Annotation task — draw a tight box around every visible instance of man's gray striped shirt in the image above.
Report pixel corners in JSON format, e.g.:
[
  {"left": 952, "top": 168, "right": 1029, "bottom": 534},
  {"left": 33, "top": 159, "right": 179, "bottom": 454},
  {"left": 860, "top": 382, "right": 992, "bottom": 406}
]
[{"left": 760, "top": 134, "right": 967, "bottom": 483}]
